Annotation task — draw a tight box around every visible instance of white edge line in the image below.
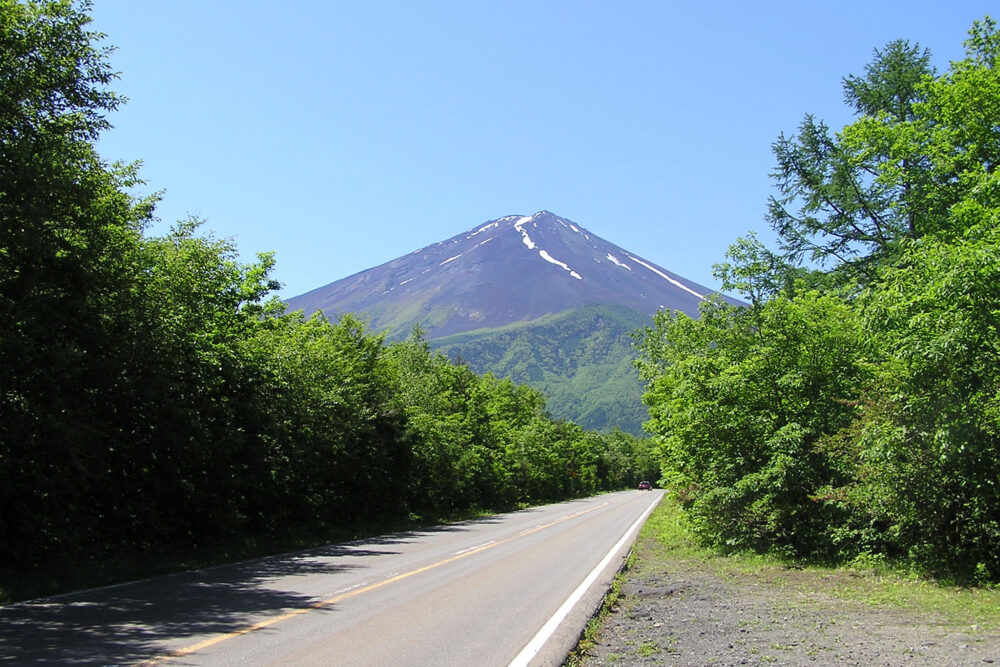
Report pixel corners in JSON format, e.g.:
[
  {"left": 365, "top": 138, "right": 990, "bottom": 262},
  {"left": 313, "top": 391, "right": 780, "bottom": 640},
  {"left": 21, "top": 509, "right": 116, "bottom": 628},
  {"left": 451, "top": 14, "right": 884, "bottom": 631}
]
[
  {"left": 332, "top": 581, "right": 368, "bottom": 595},
  {"left": 508, "top": 494, "right": 662, "bottom": 667},
  {"left": 455, "top": 540, "right": 495, "bottom": 555}
]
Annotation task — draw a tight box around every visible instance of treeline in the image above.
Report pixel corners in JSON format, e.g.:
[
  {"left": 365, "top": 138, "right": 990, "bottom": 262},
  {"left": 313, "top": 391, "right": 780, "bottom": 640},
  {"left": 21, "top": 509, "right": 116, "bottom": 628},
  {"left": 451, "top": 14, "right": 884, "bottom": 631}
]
[
  {"left": 636, "top": 19, "right": 1000, "bottom": 583},
  {"left": 0, "top": 1, "right": 658, "bottom": 573},
  {"left": 432, "top": 303, "right": 652, "bottom": 435}
]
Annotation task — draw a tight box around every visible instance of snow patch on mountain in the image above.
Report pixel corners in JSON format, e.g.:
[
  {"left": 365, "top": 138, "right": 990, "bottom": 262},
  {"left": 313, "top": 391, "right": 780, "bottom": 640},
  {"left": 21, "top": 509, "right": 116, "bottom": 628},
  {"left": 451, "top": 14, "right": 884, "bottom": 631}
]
[
  {"left": 539, "top": 250, "right": 583, "bottom": 280},
  {"left": 607, "top": 253, "right": 632, "bottom": 270},
  {"left": 627, "top": 254, "right": 705, "bottom": 299},
  {"left": 470, "top": 222, "right": 499, "bottom": 237},
  {"left": 440, "top": 254, "right": 462, "bottom": 266},
  {"left": 515, "top": 216, "right": 538, "bottom": 250}
]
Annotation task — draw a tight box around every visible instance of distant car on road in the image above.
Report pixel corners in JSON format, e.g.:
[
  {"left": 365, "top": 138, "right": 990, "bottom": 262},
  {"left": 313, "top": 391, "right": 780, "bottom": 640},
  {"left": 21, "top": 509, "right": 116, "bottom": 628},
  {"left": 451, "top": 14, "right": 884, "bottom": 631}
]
[{"left": 638, "top": 481, "right": 652, "bottom": 490}]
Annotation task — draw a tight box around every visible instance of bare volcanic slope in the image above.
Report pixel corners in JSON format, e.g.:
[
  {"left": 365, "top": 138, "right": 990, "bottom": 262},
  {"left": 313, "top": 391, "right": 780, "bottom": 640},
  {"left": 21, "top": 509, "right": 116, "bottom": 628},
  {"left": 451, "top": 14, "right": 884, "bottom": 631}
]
[{"left": 286, "top": 211, "right": 722, "bottom": 339}]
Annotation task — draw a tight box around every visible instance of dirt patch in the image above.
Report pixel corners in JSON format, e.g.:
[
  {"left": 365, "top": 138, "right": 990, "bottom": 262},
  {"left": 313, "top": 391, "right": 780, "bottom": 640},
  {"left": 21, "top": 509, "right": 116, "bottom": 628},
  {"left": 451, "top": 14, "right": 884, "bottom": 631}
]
[{"left": 578, "top": 533, "right": 1000, "bottom": 666}]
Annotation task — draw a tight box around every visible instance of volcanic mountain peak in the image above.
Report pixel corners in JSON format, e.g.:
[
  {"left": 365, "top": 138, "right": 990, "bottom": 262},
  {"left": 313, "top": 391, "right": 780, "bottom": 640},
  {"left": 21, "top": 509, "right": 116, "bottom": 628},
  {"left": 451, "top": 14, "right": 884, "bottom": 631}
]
[{"left": 286, "top": 211, "right": 721, "bottom": 339}]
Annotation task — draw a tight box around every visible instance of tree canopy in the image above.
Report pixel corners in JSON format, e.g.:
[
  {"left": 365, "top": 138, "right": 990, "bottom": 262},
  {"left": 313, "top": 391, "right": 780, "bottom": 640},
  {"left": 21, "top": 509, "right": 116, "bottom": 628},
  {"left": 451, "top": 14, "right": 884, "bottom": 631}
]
[{"left": 638, "top": 16, "right": 1000, "bottom": 583}]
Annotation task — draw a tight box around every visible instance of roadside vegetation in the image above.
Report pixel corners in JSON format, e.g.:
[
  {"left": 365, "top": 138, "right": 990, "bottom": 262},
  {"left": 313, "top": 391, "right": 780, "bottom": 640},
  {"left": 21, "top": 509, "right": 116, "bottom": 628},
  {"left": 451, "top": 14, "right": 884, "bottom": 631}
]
[
  {"left": 0, "top": 0, "right": 659, "bottom": 603},
  {"left": 636, "top": 18, "right": 1000, "bottom": 586}
]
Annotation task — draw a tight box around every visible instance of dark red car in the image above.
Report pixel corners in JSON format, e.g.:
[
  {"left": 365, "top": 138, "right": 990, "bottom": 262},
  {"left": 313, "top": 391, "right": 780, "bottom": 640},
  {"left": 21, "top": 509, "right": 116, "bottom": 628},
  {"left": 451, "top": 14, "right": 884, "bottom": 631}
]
[{"left": 638, "top": 481, "right": 652, "bottom": 490}]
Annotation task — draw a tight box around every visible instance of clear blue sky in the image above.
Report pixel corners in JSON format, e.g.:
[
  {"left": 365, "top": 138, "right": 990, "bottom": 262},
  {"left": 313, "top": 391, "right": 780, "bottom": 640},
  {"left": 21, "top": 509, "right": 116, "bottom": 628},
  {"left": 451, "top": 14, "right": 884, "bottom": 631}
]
[{"left": 90, "top": 1, "right": 994, "bottom": 300}]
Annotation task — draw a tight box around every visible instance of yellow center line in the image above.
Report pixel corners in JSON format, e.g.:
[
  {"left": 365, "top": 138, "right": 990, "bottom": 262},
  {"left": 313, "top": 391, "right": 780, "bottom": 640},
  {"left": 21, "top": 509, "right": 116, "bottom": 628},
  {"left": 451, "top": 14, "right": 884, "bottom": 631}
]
[{"left": 141, "top": 498, "right": 621, "bottom": 664}]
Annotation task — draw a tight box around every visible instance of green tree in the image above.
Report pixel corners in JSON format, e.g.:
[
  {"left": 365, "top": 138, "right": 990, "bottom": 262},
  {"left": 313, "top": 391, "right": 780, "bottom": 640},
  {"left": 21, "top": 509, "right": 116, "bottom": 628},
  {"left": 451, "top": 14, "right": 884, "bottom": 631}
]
[
  {"left": 0, "top": 0, "right": 155, "bottom": 562},
  {"left": 110, "top": 220, "right": 284, "bottom": 546},
  {"left": 251, "top": 313, "right": 412, "bottom": 528},
  {"left": 637, "top": 16, "right": 1000, "bottom": 582},
  {"left": 839, "top": 16, "right": 1000, "bottom": 581},
  {"left": 767, "top": 39, "right": 935, "bottom": 281},
  {"left": 856, "top": 224, "right": 1000, "bottom": 580},
  {"left": 636, "top": 290, "right": 868, "bottom": 558}
]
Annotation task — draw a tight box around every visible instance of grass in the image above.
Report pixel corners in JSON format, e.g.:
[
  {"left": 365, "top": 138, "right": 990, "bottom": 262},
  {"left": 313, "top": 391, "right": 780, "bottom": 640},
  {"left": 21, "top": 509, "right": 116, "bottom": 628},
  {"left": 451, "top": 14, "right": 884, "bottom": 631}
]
[{"left": 637, "top": 640, "right": 660, "bottom": 656}]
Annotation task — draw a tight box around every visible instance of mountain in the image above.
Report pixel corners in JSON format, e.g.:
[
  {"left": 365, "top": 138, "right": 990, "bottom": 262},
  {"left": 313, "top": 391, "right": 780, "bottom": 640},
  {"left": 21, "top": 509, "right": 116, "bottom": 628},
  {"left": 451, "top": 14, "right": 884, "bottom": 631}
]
[
  {"left": 286, "top": 211, "right": 733, "bottom": 434},
  {"left": 286, "top": 211, "right": 721, "bottom": 339}
]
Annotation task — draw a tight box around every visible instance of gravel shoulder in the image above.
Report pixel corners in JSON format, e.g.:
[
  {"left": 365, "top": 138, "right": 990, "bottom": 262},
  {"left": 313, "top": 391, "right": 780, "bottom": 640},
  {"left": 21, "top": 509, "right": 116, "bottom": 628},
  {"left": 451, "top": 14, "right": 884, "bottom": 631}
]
[{"left": 575, "top": 505, "right": 1000, "bottom": 666}]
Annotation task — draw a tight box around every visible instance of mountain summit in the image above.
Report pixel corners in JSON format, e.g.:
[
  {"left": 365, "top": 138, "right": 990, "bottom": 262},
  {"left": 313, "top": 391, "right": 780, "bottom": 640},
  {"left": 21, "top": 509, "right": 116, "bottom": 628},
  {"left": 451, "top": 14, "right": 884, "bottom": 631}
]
[{"left": 286, "top": 211, "right": 717, "bottom": 339}]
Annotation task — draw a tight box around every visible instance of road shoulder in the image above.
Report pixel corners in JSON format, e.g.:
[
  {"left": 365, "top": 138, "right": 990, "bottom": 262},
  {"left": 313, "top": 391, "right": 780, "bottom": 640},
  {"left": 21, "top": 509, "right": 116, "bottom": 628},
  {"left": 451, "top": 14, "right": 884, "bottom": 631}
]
[{"left": 575, "top": 502, "right": 1000, "bottom": 666}]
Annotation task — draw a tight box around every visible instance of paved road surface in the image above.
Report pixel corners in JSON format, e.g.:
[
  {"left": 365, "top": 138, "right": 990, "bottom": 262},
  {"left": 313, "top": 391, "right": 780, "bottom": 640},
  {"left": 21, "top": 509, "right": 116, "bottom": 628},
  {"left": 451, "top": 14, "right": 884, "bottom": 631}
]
[{"left": 1, "top": 490, "right": 662, "bottom": 665}]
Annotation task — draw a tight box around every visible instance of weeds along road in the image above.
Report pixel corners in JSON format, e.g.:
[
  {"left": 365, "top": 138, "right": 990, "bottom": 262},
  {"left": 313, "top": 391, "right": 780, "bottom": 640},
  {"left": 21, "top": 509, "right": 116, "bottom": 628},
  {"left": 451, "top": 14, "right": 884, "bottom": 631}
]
[{"left": 1, "top": 489, "right": 662, "bottom": 666}]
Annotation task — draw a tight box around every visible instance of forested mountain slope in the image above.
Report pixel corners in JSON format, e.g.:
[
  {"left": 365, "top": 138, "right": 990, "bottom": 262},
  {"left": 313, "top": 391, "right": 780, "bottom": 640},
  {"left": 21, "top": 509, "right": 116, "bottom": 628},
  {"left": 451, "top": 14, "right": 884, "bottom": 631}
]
[{"left": 432, "top": 304, "right": 651, "bottom": 434}]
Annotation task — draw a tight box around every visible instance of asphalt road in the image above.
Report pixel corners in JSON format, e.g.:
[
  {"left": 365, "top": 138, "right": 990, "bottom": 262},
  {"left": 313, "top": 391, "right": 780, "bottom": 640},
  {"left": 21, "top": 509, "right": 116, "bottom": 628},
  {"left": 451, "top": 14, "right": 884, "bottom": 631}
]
[{"left": 1, "top": 489, "right": 662, "bottom": 666}]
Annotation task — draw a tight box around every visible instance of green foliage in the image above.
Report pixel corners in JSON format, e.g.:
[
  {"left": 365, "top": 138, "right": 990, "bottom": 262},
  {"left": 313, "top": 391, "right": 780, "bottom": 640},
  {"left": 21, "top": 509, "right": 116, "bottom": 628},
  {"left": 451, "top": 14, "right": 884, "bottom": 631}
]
[
  {"left": 767, "top": 38, "right": 935, "bottom": 282},
  {"left": 0, "top": 0, "right": 121, "bottom": 140},
  {"left": 854, "top": 224, "right": 1000, "bottom": 580},
  {"left": 637, "top": 292, "right": 868, "bottom": 559},
  {"left": 431, "top": 303, "right": 651, "bottom": 434},
  {"left": 388, "top": 330, "right": 657, "bottom": 511},
  {"left": 639, "top": 16, "right": 1000, "bottom": 583},
  {"left": 1, "top": 0, "right": 152, "bottom": 562}
]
